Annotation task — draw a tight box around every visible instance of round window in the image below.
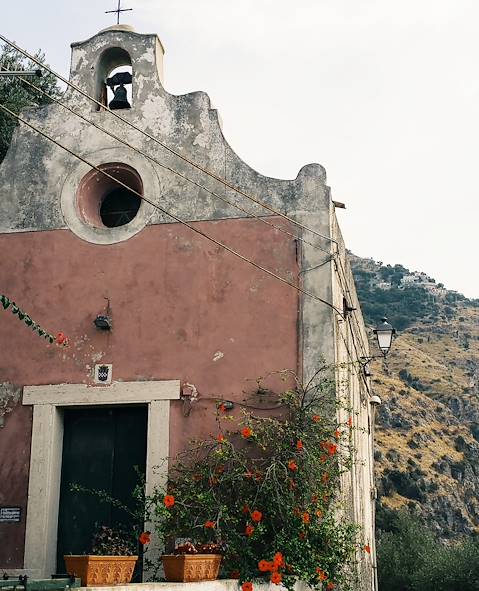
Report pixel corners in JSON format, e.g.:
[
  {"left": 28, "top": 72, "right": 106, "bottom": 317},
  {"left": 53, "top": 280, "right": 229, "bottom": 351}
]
[{"left": 76, "top": 163, "right": 143, "bottom": 229}]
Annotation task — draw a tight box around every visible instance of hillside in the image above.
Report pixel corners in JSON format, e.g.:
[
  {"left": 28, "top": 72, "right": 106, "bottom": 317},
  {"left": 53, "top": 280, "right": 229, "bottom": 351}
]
[{"left": 350, "top": 254, "right": 479, "bottom": 538}]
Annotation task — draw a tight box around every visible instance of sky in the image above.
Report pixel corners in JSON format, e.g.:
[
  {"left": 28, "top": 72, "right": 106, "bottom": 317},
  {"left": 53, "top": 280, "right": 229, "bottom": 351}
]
[{"left": 2, "top": 0, "right": 478, "bottom": 298}]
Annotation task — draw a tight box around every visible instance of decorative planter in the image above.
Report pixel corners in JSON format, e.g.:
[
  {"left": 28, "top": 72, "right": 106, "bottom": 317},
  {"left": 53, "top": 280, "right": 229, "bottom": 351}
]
[
  {"left": 64, "top": 555, "right": 138, "bottom": 586},
  {"left": 161, "top": 554, "right": 222, "bottom": 582}
]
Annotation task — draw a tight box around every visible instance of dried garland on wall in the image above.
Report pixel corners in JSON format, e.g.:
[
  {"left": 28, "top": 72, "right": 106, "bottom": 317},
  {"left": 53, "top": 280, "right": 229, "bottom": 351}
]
[{"left": 1, "top": 294, "right": 68, "bottom": 346}]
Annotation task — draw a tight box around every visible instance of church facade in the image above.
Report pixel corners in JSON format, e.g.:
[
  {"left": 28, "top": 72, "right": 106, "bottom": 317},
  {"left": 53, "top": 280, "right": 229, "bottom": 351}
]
[{"left": 0, "top": 26, "right": 376, "bottom": 589}]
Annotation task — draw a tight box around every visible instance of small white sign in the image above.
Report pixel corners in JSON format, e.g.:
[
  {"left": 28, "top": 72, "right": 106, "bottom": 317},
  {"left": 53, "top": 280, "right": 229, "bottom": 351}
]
[{"left": 94, "top": 364, "right": 112, "bottom": 384}]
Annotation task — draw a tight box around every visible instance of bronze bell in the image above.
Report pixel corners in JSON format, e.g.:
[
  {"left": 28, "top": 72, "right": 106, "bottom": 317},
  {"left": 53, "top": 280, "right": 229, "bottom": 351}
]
[{"left": 109, "top": 84, "right": 131, "bottom": 110}]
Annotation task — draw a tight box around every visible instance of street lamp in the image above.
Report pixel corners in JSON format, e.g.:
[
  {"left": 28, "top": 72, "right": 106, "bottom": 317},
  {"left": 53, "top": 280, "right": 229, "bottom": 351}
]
[{"left": 373, "top": 317, "right": 396, "bottom": 357}]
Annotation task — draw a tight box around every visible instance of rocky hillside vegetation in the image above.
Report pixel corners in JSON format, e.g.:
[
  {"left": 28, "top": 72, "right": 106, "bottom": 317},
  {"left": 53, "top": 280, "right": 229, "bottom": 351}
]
[{"left": 350, "top": 253, "right": 479, "bottom": 538}]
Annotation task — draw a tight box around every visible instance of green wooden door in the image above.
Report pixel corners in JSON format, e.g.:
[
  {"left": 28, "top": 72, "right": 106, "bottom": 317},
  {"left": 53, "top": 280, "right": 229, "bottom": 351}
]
[{"left": 56, "top": 406, "right": 147, "bottom": 573}]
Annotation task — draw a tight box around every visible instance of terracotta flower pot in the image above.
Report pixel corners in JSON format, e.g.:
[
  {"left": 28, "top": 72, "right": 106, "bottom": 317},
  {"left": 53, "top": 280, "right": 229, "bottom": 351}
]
[
  {"left": 161, "top": 554, "right": 222, "bottom": 582},
  {"left": 64, "top": 555, "right": 138, "bottom": 586}
]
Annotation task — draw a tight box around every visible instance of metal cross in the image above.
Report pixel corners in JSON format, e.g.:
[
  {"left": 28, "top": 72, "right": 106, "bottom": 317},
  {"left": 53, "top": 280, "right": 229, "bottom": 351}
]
[{"left": 105, "top": 0, "right": 133, "bottom": 25}]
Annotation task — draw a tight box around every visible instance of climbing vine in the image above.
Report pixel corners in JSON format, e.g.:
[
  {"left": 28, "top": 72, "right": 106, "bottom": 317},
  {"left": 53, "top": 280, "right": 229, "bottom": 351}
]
[{"left": 1, "top": 294, "right": 68, "bottom": 346}]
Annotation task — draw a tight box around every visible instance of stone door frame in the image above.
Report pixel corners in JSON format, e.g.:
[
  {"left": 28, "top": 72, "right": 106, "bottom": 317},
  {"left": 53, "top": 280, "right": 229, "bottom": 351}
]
[{"left": 22, "top": 380, "right": 180, "bottom": 578}]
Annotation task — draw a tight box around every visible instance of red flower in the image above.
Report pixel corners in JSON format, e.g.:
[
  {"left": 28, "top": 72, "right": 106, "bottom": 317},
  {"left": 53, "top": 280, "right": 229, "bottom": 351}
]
[
  {"left": 218, "top": 403, "right": 227, "bottom": 413},
  {"left": 217, "top": 433, "right": 225, "bottom": 443},
  {"left": 289, "top": 479, "right": 297, "bottom": 490},
  {"left": 258, "top": 560, "right": 270, "bottom": 572},
  {"left": 245, "top": 525, "right": 255, "bottom": 536},
  {"left": 328, "top": 443, "right": 338, "bottom": 456},
  {"left": 138, "top": 531, "right": 151, "bottom": 545},
  {"left": 241, "top": 426, "right": 253, "bottom": 438},
  {"left": 334, "top": 429, "right": 341, "bottom": 440},
  {"left": 299, "top": 532, "right": 306, "bottom": 540},
  {"left": 293, "top": 507, "right": 301, "bottom": 516},
  {"left": 302, "top": 512, "right": 310, "bottom": 524},
  {"left": 271, "top": 572, "right": 282, "bottom": 585},
  {"left": 287, "top": 460, "right": 298, "bottom": 472},
  {"left": 320, "top": 454, "right": 327, "bottom": 463},
  {"left": 251, "top": 510, "right": 262, "bottom": 522},
  {"left": 327, "top": 583, "right": 335, "bottom": 590},
  {"left": 273, "top": 552, "right": 285, "bottom": 568},
  {"left": 204, "top": 520, "right": 216, "bottom": 529},
  {"left": 316, "top": 568, "right": 327, "bottom": 581},
  {"left": 312, "top": 414, "right": 321, "bottom": 423},
  {"left": 242, "top": 582, "right": 253, "bottom": 591},
  {"left": 242, "top": 504, "right": 250, "bottom": 514},
  {"left": 348, "top": 416, "right": 353, "bottom": 427},
  {"left": 312, "top": 495, "right": 319, "bottom": 503},
  {"left": 296, "top": 440, "right": 303, "bottom": 451},
  {"left": 364, "top": 544, "right": 371, "bottom": 554},
  {"left": 322, "top": 472, "right": 330, "bottom": 483},
  {"left": 163, "top": 495, "right": 175, "bottom": 508},
  {"left": 55, "top": 332, "right": 68, "bottom": 346}
]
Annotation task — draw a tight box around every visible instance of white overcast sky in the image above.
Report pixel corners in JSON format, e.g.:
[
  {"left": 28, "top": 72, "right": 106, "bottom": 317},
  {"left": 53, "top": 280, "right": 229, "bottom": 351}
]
[{"left": 2, "top": 1, "right": 478, "bottom": 298}]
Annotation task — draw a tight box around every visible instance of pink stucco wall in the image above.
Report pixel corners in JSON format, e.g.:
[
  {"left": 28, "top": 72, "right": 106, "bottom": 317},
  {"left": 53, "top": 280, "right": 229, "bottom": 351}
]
[{"left": 0, "top": 217, "right": 299, "bottom": 567}]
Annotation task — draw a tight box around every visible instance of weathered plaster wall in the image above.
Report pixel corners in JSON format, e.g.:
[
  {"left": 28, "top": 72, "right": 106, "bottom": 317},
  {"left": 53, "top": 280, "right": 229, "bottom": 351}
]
[{"left": 0, "top": 398, "right": 32, "bottom": 568}]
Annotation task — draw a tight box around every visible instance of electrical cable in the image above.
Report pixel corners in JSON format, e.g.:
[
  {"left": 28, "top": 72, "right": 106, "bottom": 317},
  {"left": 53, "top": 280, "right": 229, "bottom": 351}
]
[
  {"left": 6, "top": 69, "right": 333, "bottom": 258},
  {"left": 0, "top": 33, "right": 339, "bottom": 248},
  {"left": 0, "top": 101, "right": 343, "bottom": 316}
]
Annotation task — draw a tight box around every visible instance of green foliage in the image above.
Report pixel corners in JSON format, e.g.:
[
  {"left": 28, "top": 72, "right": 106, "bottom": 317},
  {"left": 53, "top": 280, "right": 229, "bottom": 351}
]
[
  {"left": 148, "top": 369, "right": 362, "bottom": 590},
  {"left": 0, "top": 43, "right": 61, "bottom": 163},
  {"left": 377, "top": 510, "right": 479, "bottom": 591}
]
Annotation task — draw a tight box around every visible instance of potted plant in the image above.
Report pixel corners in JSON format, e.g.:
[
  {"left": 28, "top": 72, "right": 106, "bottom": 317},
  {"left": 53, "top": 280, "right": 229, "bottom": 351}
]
[
  {"left": 147, "top": 368, "right": 365, "bottom": 590},
  {"left": 64, "top": 525, "right": 139, "bottom": 586},
  {"left": 161, "top": 541, "right": 223, "bottom": 582}
]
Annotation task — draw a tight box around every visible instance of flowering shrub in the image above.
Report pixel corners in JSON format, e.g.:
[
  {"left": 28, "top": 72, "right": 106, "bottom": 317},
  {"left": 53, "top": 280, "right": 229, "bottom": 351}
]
[{"left": 148, "top": 368, "right": 361, "bottom": 590}]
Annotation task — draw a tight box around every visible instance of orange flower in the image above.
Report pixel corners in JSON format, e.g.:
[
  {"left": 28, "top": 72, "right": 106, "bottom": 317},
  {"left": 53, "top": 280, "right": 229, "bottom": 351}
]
[
  {"left": 302, "top": 512, "right": 310, "bottom": 524},
  {"left": 271, "top": 572, "right": 282, "bottom": 585},
  {"left": 348, "top": 416, "right": 353, "bottom": 427},
  {"left": 204, "top": 520, "right": 216, "bottom": 529},
  {"left": 217, "top": 433, "right": 225, "bottom": 443},
  {"left": 138, "top": 531, "right": 151, "bottom": 545},
  {"left": 242, "top": 582, "right": 253, "bottom": 591},
  {"left": 242, "top": 504, "right": 251, "bottom": 514},
  {"left": 322, "top": 472, "right": 330, "bottom": 483},
  {"left": 163, "top": 495, "right": 175, "bottom": 508},
  {"left": 258, "top": 560, "right": 270, "bottom": 572},
  {"left": 241, "top": 426, "right": 253, "bottom": 438},
  {"left": 327, "top": 583, "right": 335, "bottom": 590},
  {"left": 334, "top": 429, "right": 341, "bottom": 440},
  {"left": 293, "top": 507, "right": 301, "bottom": 516},
  {"left": 312, "top": 414, "right": 321, "bottom": 422},
  {"left": 320, "top": 454, "right": 327, "bottom": 463},
  {"left": 245, "top": 525, "right": 255, "bottom": 536},
  {"left": 364, "top": 544, "right": 371, "bottom": 554},
  {"left": 288, "top": 460, "right": 298, "bottom": 472},
  {"left": 328, "top": 443, "right": 338, "bottom": 456},
  {"left": 218, "top": 403, "right": 227, "bottom": 413},
  {"left": 55, "top": 332, "right": 68, "bottom": 346},
  {"left": 316, "top": 509, "right": 323, "bottom": 518},
  {"left": 251, "top": 510, "right": 263, "bottom": 522},
  {"left": 273, "top": 552, "right": 285, "bottom": 568},
  {"left": 296, "top": 440, "right": 303, "bottom": 451},
  {"left": 316, "top": 568, "right": 327, "bottom": 581}
]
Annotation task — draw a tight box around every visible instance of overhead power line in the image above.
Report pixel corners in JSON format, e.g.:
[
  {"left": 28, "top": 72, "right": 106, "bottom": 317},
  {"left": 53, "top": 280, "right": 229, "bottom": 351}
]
[
  {"left": 0, "top": 101, "right": 344, "bottom": 316},
  {"left": 0, "top": 33, "right": 338, "bottom": 248}
]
